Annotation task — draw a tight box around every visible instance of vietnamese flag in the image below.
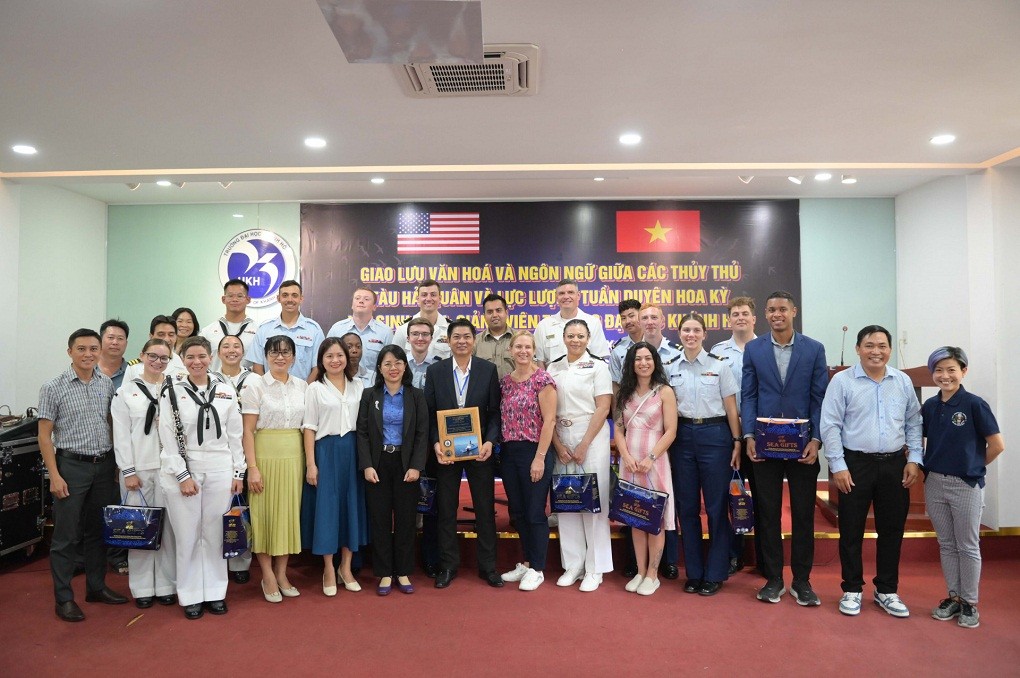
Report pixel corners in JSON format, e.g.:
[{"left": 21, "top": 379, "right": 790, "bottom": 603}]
[{"left": 616, "top": 210, "right": 701, "bottom": 252}]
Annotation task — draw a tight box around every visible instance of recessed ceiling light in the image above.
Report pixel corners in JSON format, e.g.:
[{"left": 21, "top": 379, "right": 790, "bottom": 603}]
[
  {"left": 788, "top": 176, "right": 803, "bottom": 185},
  {"left": 618, "top": 132, "right": 642, "bottom": 146},
  {"left": 232, "top": 213, "right": 244, "bottom": 218},
  {"left": 371, "top": 177, "right": 385, "bottom": 184},
  {"left": 593, "top": 177, "right": 605, "bottom": 182},
  {"left": 841, "top": 174, "right": 857, "bottom": 184},
  {"left": 930, "top": 134, "right": 956, "bottom": 145},
  {"left": 304, "top": 136, "right": 327, "bottom": 149},
  {"left": 156, "top": 180, "right": 172, "bottom": 187},
  {"left": 12, "top": 144, "right": 37, "bottom": 155},
  {"left": 815, "top": 172, "right": 832, "bottom": 181}
]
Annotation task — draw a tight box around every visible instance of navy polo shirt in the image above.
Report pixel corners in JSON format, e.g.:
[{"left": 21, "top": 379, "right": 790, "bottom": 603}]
[{"left": 921, "top": 386, "right": 999, "bottom": 488}]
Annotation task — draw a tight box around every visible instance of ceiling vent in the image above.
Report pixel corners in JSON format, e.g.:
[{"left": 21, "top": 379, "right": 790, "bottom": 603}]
[{"left": 394, "top": 43, "right": 539, "bottom": 97}]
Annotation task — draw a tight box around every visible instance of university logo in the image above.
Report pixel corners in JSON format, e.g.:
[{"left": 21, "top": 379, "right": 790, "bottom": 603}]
[{"left": 219, "top": 230, "right": 297, "bottom": 308}]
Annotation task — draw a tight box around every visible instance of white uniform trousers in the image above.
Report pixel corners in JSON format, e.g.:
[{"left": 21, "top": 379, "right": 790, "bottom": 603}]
[
  {"left": 554, "top": 418, "right": 613, "bottom": 574},
  {"left": 161, "top": 469, "right": 232, "bottom": 606},
  {"left": 120, "top": 470, "right": 177, "bottom": 598}
]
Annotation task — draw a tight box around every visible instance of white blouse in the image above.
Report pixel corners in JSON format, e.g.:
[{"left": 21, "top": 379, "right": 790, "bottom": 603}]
[
  {"left": 304, "top": 378, "right": 364, "bottom": 440},
  {"left": 240, "top": 372, "right": 307, "bottom": 429},
  {"left": 112, "top": 377, "right": 163, "bottom": 474}
]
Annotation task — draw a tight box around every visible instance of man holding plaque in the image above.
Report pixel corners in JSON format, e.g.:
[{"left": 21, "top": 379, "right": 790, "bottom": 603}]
[
  {"left": 424, "top": 318, "right": 503, "bottom": 589},
  {"left": 820, "top": 325, "right": 921, "bottom": 618},
  {"left": 741, "top": 291, "right": 828, "bottom": 606}
]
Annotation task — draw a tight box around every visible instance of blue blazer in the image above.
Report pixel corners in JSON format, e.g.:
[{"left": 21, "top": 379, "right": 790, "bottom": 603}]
[{"left": 740, "top": 332, "right": 829, "bottom": 440}]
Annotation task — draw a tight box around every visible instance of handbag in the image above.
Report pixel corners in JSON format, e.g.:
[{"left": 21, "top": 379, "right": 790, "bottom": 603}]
[
  {"left": 729, "top": 470, "right": 755, "bottom": 534},
  {"left": 417, "top": 476, "right": 438, "bottom": 515},
  {"left": 103, "top": 490, "right": 165, "bottom": 550},
  {"left": 222, "top": 494, "right": 252, "bottom": 559},
  {"left": 550, "top": 462, "right": 601, "bottom": 514},
  {"left": 609, "top": 469, "right": 668, "bottom": 535}
]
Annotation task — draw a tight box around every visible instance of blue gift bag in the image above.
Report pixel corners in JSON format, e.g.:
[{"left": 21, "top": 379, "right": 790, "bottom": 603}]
[
  {"left": 550, "top": 464, "right": 601, "bottom": 514},
  {"left": 103, "top": 490, "right": 165, "bottom": 551}
]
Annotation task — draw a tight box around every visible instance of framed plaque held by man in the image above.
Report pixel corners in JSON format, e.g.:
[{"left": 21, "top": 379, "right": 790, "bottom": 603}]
[{"left": 437, "top": 407, "right": 482, "bottom": 461}]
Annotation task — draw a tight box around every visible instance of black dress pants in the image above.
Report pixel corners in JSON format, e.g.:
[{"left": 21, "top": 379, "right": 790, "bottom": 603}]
[
  {"left": 365, "top": 449, "right": 419, "bottom": 577},
  {"left": 51, "top": 454, "right": 117, "bottom": 603},
  {"left": 436, "top": 456, "right": 497, "bottom": 572},
  {"left": 838, "top": 451, "right": 909, "bottom": 594},
  {"left": 753, "top": 456, "right": 820, "bottom": 583}
]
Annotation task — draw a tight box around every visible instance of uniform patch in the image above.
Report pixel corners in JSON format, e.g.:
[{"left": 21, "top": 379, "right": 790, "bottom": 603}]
[
  {"left": 576, "top": 360, "right": 594, "bottom": 368},
  {"left": 951, "top": 412, "right": 967, "bottom": 427}
]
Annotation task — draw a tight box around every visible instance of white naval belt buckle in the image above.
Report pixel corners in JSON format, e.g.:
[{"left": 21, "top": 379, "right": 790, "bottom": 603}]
[{"left": 556, "top": 418, "right": 573, "bottom": 427}]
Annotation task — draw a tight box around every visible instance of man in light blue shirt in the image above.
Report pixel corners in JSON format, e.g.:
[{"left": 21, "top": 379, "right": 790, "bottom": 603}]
[
  {"left": 246, "top": 280, "right": 324, "bottom": 381},
  {"left": 820, "top": 324, "right": 921, "bottom": 619},
  {"left": 609, "top": 299, "right": 642, "bottom": 386},
  {"left": 327, "top": 286, "right": 393, "bottom": 386}
]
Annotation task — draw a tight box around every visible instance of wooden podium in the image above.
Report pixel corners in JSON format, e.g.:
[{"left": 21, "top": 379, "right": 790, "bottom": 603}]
[{"left": 817, "top": 365, "right": 934, "bottom": 531}]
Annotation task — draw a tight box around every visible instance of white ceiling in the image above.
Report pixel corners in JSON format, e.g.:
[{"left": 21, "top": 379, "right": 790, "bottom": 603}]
[{"left": 2, "top": 0, "right": 1019, "bottom": 204}]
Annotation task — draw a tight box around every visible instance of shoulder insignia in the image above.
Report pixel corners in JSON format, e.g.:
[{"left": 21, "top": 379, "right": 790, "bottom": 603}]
[
  {"left": 707, "top": 351, "right": 724, "bottom": 361},
  {"left": 127, "top": 358, "right": 141, "bottom": 365},
  {"left": 548, "top": 355, "right": 567, "bottom": 364}
]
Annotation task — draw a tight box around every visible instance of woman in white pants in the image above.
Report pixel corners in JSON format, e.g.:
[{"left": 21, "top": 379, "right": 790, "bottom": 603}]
[
  {"left": 158, "top": 336, "right": 245, "bottom": 620},
  {"left": 547, "top": 319, "right": 613, "bottom": 592},
  {"left": 111, "top": 338, "right": 177, "bottom": 608}
]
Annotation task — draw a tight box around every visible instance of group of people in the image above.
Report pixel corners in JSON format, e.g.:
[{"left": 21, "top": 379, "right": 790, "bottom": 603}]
[{"left": 38, "top": 276, "right": 1004, "bottom": 630}]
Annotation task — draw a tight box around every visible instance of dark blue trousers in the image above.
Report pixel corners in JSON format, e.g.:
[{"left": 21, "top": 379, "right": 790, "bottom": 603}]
[{"left": 501, "top": 440, "right": 555, "bottom": 570}]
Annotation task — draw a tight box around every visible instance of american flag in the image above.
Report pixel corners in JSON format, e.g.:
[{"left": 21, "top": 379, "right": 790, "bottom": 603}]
[{"left": 397, "top": 212, "right": 480, "bottom": 254}]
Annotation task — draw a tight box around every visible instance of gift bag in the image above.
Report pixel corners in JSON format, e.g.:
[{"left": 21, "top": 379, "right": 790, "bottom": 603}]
[
  {"left": 103, "top": 490, "right": 165, "bottom": 551},
  {"left": 729, "top": 470, "right": 754, "bottom": 534},
  {"left": 417, "top": 476, "right": 438, "bottom": 515},
  {"left": 609, "top": 471, "right": 668, "bottom": 535},
  {"left": 222, "top": 494, "right": 252, "bottom": 559},
  {"left": 550, "top": 464, "right": 600, "bottom": 513},
  {"left": 755, "top": 417, "right": 810, "bottom": 459}
]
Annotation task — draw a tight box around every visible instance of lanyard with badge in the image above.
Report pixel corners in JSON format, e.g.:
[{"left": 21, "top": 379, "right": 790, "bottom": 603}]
[{"left": 454, "top": 366, "right": 470, "bottom": 408}]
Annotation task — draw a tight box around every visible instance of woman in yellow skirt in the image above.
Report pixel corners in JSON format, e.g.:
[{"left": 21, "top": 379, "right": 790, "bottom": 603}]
[{"left": 241, "top": 335, "right": 306, "bottom": 603}]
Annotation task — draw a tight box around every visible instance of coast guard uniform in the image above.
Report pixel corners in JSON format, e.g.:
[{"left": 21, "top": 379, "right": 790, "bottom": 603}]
[
  {"left": 158, "top": 377, "right": 245, "bottom": 607},
  {"left": 547, "top": 352, "right": 614, "bottom": 576},
  {"left": 534, "top": 309, "right": 611, "bottom": 366},
  {"left": 246, "top": 314, "right": 325, "bottom": 380},
  {"left": 408, "top": 349, "right": 443, "bottom": 389},
  {"left": 200, "top": 317, "right": 259, "bottom": 372},
  {"left": 111, "top": 377, "right": 177, "bottom": 599},
  {"left": 327, "top": 316, "right": 393, "bottom": 386}
]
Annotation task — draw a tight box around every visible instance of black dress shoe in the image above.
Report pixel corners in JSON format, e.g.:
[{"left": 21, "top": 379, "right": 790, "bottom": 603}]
[
  {"left": 85, "top": 587, "right": 128, "bottom": 605},
  {"left": 728, "top": 557, "right": 744, "bottom": 576},
  {"left": 135, "top": 597, "right": 154, "bottom": 609},
  {"left": 434, "top": 569, "right": 457, "bottom": 588},
  {"left": 184, "top": 603, "right": 204, "bottom": 620},
  {"left": 661, "top": 564, "right": 679, "bottom": 580},
  {"left": 156, "top": 594, "right": 177, "bottom": 606},
  {"left": 424, "top": 563, "right": 439, "bottom": 579},
  {"left": 622, "top": 564, "right": 639, "bottom": 578},
  {"left": 698, "top": 581, "right": 722, "bottom": 596},
  {"left": 479, "top": 570, "right": 504, "bottom": 588},
  {"left": 55, "top": 600, "right": 85, "bottom": 622},
  {"left": 683, "top": 579, "right": 703, "bottom": 594},
  {"left": 205, "top": 600, "right": 228, "bottom": 615},
  {"left": 230, "top": 570, "right": 251, "bottom": 584}
]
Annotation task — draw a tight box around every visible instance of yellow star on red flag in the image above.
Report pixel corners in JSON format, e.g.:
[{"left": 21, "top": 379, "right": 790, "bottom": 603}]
[{"left": 645, "top": 220, "right": 672, "bottom": 243}]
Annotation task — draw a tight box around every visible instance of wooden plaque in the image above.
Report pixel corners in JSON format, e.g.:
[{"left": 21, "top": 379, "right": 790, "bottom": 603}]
[{"left": 437, "top": 407, "right": 482, "bottom": 461}]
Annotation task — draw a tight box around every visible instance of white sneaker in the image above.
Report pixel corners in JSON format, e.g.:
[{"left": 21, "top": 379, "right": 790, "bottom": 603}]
[
  {"left": 839, "top": 592, "right": 862, "bottom": 616},
  {"left": 636, "top": 577, "right": 660, "bottom": 596},
  {"left": 625, "top": 574, "right": 644, "bottom": 593},
  {"left": 501, "top": 563, "right": 529, "bottom": 582},
  {"left": 578, "top": 573, "right": 603, "bottom": 592},
  {"left": 519, "top": 569, "right": 544, "bottom": 591},
  {"left": 875, "top": 592, "right": 910, "bottom": 618},
  {"left": 556, "top": 568, "right": 584, "bottom": 587}
]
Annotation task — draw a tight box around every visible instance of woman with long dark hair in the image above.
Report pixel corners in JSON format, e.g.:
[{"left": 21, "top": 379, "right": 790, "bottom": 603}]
[{"left": 614, "top": 341, "right": 677, "bottom": 595}]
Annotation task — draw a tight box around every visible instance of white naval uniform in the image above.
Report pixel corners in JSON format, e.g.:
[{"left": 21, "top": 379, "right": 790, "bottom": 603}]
[
  {"left": 326, "top": 316, "right": 394, "bottom": 387},
  {"left": 392, "top": 314, "right": 451, "bottom": 360},
  {"left": 157, "top": 377, "right": 245, "bottom": 607},
  {"left": 124, "top": 353, "right": 188, "bottom": 384},
  {"left": 111, "top": 377, "right": 177, "bottom": 599},
  {"left": 212, "top": 368, "right": 254, "bottom": 573},
  {"left": 546, "top": 353, "right": 614, "bottom": 575},
  {"left": 200, "top": 317, "right": 258, "bottom": 372},
  {"left": 534, "top": 308, "right": 612, "bottom": 366}
]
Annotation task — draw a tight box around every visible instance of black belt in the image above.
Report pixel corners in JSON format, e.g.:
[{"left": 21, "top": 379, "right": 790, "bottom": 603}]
[
  {"left": 679, "top": 416, "right": 727, "bottom": 425},
  {"left": 382, "top": 444, "right": 402, "bottom": 453},
  {"left": 57, "top": 449, "right": 112, "bottom": 463},
  {"left": 844, "top": 449, "right": 904, "bottom": 461}
]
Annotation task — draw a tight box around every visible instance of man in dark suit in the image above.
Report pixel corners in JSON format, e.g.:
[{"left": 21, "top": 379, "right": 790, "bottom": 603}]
[
  {"left": 424, "top": 318, "right": 503, "bottom": 589},
  {"left": 741, "top": 291, "right": 828, "bottom": 606}
]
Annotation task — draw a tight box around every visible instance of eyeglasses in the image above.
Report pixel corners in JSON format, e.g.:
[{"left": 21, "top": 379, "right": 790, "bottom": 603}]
[
  {"left": 268, "top": 350, "right": 294, "bottom": 358},
  {"left": 224, "top": 293, "right": 248, "bottom": 300},
  {"left": 380, "top": 361, "right": 405, "bottom": 369},
  {"left": 144, "top": 353, "right": 172, "bottom": 364},
  {"left": 409, "top": 331, "right": 432, "bottom": 338}
]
